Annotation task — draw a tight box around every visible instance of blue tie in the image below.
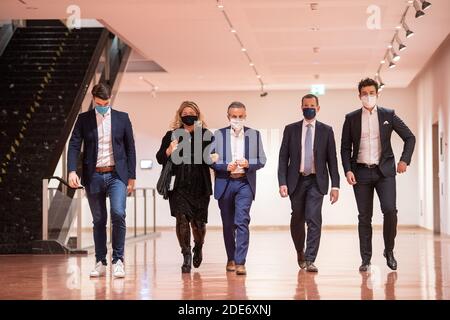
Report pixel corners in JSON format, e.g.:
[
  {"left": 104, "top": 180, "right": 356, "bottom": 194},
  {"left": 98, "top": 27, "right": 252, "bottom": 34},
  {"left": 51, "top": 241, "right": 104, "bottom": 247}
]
[{"left": 304, "top": 124, "right": 313, "bottom": 175}]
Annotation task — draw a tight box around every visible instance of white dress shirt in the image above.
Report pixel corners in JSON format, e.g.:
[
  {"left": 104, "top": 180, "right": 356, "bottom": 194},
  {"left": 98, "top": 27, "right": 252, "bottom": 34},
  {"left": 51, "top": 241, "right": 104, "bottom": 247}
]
[
  {"left": 230, "top": 127, "right": 245, "bottom": 174},
  {"left": 357, "top": 106, "right": 381, "bottom": 165},
  {"left": 300, "top": 119, "right": 316, "bottom": 174},
  {"left": 95, "top": 108, "right": 115, "bottom": 168}
]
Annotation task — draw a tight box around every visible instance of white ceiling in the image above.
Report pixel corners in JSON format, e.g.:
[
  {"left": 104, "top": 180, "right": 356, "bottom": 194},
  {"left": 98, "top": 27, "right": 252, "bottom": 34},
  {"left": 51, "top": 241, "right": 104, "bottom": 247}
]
[{"left": 1, "top": 0, "right": 449, "bottom": 92}]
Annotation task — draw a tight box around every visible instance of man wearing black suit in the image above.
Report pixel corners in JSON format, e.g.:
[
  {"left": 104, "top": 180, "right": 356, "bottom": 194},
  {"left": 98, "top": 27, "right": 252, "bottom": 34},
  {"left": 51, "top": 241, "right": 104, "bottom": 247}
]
[
  {"left": 278, "top": 94, "right": 340, "bottom": 272},
  {"left": 341, "top": 78, "right": 415, "bottom": 272}
]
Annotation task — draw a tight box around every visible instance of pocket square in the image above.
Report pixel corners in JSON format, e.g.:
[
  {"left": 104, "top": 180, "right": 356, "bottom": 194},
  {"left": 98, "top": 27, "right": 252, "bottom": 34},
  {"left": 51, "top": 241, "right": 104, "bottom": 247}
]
[{"left": 383, "top": 121, "right": 390, "bottom": 125}]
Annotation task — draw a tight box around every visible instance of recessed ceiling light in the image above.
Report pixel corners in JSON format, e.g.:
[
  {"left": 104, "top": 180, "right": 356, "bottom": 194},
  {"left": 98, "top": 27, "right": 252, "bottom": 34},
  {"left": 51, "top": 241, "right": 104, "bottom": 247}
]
[{"left": 241, "top": 48, "right": 247, "bottom": 52}]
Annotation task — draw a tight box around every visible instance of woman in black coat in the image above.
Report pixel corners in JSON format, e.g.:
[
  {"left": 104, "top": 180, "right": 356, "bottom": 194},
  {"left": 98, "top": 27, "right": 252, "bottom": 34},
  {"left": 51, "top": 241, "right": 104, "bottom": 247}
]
[{"left": 156, "top": 101, "right": 213, "bottom": 273}]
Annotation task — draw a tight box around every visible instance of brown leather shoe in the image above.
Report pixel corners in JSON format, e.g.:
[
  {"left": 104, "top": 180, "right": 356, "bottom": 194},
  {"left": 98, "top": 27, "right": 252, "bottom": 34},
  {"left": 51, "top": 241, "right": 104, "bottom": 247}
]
[
  {"left": 226, "top": 261, "right": 236, "bottom": 272},
  {"left": 235, "top": 264, "right": 247, "bottom": 275},
  {"left": 297, "top": 251, "right": 306, "bottom": 269}
]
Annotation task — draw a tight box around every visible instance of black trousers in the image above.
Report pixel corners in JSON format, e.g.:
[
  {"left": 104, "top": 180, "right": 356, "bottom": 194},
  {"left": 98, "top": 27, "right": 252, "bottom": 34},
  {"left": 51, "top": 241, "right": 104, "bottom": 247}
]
[
  {"left": 289, "top": 175, "right": 324, "bottom": 262},
  {"left": 353, "top": 166, "right": 397, "bottom": 263}
]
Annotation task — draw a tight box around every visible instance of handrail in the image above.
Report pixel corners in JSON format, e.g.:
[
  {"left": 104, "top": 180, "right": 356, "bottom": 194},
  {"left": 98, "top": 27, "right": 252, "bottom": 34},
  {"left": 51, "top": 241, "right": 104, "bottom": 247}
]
[
  {"left": 48, "top": 176, "right": 84, "bottom": 189},
  {"left": 43, "top": 176, "right": 158, "bottom": 250}
]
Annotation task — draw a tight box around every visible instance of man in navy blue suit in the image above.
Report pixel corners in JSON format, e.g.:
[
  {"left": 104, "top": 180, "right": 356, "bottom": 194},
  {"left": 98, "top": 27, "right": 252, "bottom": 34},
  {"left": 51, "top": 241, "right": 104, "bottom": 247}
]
[
  {"left": 67, "top": 83, "right": 136, "bottom": 278},
  {"left": 211, "top": 101, "right": 266, "bottom": 275}
]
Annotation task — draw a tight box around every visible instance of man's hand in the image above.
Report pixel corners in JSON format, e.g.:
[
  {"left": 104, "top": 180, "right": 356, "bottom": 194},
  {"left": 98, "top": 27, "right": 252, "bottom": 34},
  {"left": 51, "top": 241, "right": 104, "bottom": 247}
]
[
  {"left": 279, "top": 185, "right": 289, "bottom": 198},
  {"left": 397, "top": 161, "right": 408, "bottom": 174},
  {"left": 68, "top": 171, "right": 81, "bottom": 188},
  {"left": 227, "top": 161, "right": 238, "bottom": 172},
  {"left": 346, "top": 171, "right": 357, "bottom": 185},
  {"left": 330, "top": 189, "right": 339, "bottom": 204},
  {"left": 127, "top": 179, "right": 135, "bottom": 195},
  {"left": 237, "top": 158, "right": 249, "bottom": 169}
]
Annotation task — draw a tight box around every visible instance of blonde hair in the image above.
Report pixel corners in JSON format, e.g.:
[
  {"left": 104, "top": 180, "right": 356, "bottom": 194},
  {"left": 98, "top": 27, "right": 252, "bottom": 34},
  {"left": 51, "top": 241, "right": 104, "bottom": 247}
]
[{"left": 170, "top": 101, "right": 207, "bottom": 129}]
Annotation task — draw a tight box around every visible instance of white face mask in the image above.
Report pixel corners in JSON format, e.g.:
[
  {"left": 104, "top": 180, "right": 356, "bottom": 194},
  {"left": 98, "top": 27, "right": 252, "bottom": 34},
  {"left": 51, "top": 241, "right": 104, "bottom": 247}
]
[
  {"left": 230, "top": 118, "right": 245, "bottom": 131},
  {"left": 361, "top": 95, "right": 377, "bottom": 108}
]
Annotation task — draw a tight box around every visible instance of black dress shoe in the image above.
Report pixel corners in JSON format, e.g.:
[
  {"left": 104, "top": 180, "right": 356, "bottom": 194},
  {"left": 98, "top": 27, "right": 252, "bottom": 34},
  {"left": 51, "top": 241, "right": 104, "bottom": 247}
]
[
  {"left": 359, "top": 262, "right": 371, "bottom": 272},
  {"left": 181, "top": 253, "right": 192, "bottom": 273},
  {"left": 297, "top": 251, "right": 306, "bottom": 269},
  {"left": 384, "top": 250, "right": 397, "bottom": 270},
  {"left": 192, "top": 245, "right": 203, "bottom": 268}
]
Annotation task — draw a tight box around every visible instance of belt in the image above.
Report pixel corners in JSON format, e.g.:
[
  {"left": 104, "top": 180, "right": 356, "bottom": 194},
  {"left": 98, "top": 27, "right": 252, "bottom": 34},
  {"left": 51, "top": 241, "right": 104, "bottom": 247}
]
[
  {"left": 357, "top": 163, "right": 378, "bottom": 169},
  {"left": 230, "top": 173, "right": 246, "bottom": 179},
  {"left": 95, "top": 166, "right": 115, "bottom": 173},
  {"left": 300, "top": 172, "right": 316, "bottom": 177}
]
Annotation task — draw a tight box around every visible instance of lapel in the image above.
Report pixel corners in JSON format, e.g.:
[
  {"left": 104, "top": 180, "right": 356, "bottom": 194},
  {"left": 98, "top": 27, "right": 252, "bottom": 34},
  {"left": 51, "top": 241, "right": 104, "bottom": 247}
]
[
  {"left": 244, "top": 127, "right": 250, "bottom": 160},
  {"left": 313, "top": 120, "right": 321, "bottom": 157},
  {"left": 89, "top": 109, "right": 99, "bottom": 156},
  {"left": 296, "top": 120, "right": 303, "bottom": 163},
  {"left": 224, "top": 127, "right": 232, "bottom": 163},
  {"left": 376, "top": 106, "right": 385, "bottom": 150},
  {"left": 355, "top": 108, "right": 362, "bottom": 148}
]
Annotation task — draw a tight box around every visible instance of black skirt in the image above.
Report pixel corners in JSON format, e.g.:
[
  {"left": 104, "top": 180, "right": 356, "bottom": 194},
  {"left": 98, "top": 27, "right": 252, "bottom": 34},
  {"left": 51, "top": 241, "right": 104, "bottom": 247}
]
[{"left": 168, "top": 163, "right": 211, "bottom": 223}]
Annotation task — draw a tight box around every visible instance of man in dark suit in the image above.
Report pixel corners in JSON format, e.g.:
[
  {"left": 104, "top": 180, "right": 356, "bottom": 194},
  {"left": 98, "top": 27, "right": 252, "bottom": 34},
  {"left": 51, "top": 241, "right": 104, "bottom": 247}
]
[
  {"left": 278, "top": 94, "right": 340, "bottom": 272},
  {"left": 67, "top": 83, "right": 136, "bottom": 278},
  {"left": 341, "top": 78, "right": 415, "bottom": 272},
  {"left": 211, "top": 101, "right": 266, "bottom": 275}
]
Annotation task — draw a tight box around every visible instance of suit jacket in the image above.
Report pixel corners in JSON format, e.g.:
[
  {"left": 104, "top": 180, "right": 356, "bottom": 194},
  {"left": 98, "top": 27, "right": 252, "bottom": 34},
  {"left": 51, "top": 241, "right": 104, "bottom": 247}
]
[
  {"left": 278, "top": 120, "right": 340, "bottom": 196},
  {"left": 211, "top": 126, "right": 266, "bottom": 200},
  {"left": 340, "top": 106, "right": 415, "bottom": 177},
  {"left": 67, "top": 109, "right": 136, "bottom": 187}
]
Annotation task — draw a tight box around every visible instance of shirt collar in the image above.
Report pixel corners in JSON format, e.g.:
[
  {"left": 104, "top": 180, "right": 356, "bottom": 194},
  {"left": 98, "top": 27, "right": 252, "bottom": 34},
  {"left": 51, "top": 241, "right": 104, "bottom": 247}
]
[
  {"left": 362, "top": 105, "right": 378, "bottom": 114},
  {"left": 230, "top": 127, "right": 245, "bottom": 138},
  {"left": 303, "top": 119, "right": 316, "bottom": 127},
  {"left": 95, "top": 107, "right": 111, "bottom": 117}
]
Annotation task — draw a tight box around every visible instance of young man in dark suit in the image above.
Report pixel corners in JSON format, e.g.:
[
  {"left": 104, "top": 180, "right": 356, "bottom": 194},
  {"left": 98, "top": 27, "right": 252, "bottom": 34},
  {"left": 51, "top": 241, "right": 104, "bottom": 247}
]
[
  {"left": 278, "top": 94, "right": 340, "bottom": 272},
  {"left": 341, "top": 78, "right": 415, "bottom": 272},
  {"left": 68, "top": 83, "right": 136, "bottom": 278}
]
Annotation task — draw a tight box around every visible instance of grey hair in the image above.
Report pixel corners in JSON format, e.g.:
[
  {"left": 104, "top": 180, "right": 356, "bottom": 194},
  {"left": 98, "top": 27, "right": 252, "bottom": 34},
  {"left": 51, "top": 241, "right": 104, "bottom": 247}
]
[{"left": 227, "top": 101, "right": 246, "bottom": 113}]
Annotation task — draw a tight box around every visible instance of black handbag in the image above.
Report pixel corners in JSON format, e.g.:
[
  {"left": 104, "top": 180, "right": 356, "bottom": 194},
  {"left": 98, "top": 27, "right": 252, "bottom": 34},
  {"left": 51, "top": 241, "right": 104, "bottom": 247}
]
[{"left": 156, "top": 159, "right": 174, "bottom": 199}]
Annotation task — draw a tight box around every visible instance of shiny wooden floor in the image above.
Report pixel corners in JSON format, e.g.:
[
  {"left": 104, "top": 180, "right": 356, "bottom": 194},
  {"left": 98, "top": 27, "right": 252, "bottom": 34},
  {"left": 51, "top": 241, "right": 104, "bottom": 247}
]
[{"left": 0, "top": 227, "right": 449, "bottom": 300}]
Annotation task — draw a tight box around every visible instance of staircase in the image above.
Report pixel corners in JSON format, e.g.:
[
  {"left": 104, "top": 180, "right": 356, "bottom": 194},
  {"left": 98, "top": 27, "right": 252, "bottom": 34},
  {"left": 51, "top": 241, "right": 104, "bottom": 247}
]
[{"left": 0, "top": 20, "right": 113, "bottom": 253}]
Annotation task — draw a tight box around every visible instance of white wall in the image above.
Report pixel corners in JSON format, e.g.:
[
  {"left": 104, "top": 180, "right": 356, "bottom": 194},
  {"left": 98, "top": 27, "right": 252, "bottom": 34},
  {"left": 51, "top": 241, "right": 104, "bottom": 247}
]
[
  {"left": 413, "top": 34, "right": 450, "bottom": 235},
  {"left": 112, "top": 87, "right": 419, "bottom": 228}
]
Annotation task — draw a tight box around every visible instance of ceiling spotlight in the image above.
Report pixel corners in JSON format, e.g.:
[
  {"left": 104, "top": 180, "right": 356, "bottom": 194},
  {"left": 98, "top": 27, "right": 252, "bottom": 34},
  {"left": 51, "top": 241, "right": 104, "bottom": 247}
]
[
  {"left": 413, "top": 0, "right": 425, "bottom": 18},
  {"left": 256, "top": 74, "right": 262, "bottom": 79},
  {"left": 217, "top": 3, "right": 224, "bottom": 10},
  {"left": 381, "top": 59, "right": 386, "bottom": 64},
  {"left": 387, "top": 51, "right": 396, "bottom": 69},
  {"left": 249, "top": 62, "right": 254, "bottom": 66},
  {"left": 420, "top": 0, "right": 432, "bottom": 10},
  {"left": 395, "top": 33, "right": 407, "bottom": 51},
  {"left": 390, "top": 46, "right": 401, "bottom": 62},
  {"left": 402, "top": 20, "right": 414, "bottom": 38},
  {"left": 231, "top": 29, "right": 237, "bottom": 33},
  {"left": 377, "top": 75, "right": 385, "bottom": 89},
  {"left": 241, "top": 48, "right": 247, "bottom": 52}
]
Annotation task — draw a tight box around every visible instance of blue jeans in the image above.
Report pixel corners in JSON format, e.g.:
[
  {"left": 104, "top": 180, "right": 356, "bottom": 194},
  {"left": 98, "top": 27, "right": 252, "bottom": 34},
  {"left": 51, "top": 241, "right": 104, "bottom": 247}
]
[
  {"left": 218, "top": 178, "right": 253, "bottom": 265},
  {"left": 86, "top": 171, "right": 127, "bottom": 263}
]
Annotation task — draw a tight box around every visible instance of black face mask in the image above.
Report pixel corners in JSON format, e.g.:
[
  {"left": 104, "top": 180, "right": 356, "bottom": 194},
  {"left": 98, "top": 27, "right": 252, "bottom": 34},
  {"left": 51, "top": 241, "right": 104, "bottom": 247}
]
[
  {"left": 302, "top": 108, "right": 316, "bottom": 120},
  {"left": 181, "top": 115, "right": 198, "bottom": 126}
]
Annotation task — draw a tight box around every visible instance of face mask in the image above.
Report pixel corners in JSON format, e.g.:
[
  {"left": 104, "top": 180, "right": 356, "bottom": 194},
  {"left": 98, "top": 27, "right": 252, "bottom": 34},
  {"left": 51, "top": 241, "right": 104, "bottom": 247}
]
[
  {"left": 361, "top": 95, "right": 377, "bottom": 108},
  {"left": 181, "top": 115, "right": 198, "bottom": 126},
  {"left": 95, "top": 105, "right": 110, "bottom": 115},
  {"left": 230, "top": 118, "right": 245, "bottom": 131},
  {"left": 302, "top": 108, "right": 316, "bottom": 120}
]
